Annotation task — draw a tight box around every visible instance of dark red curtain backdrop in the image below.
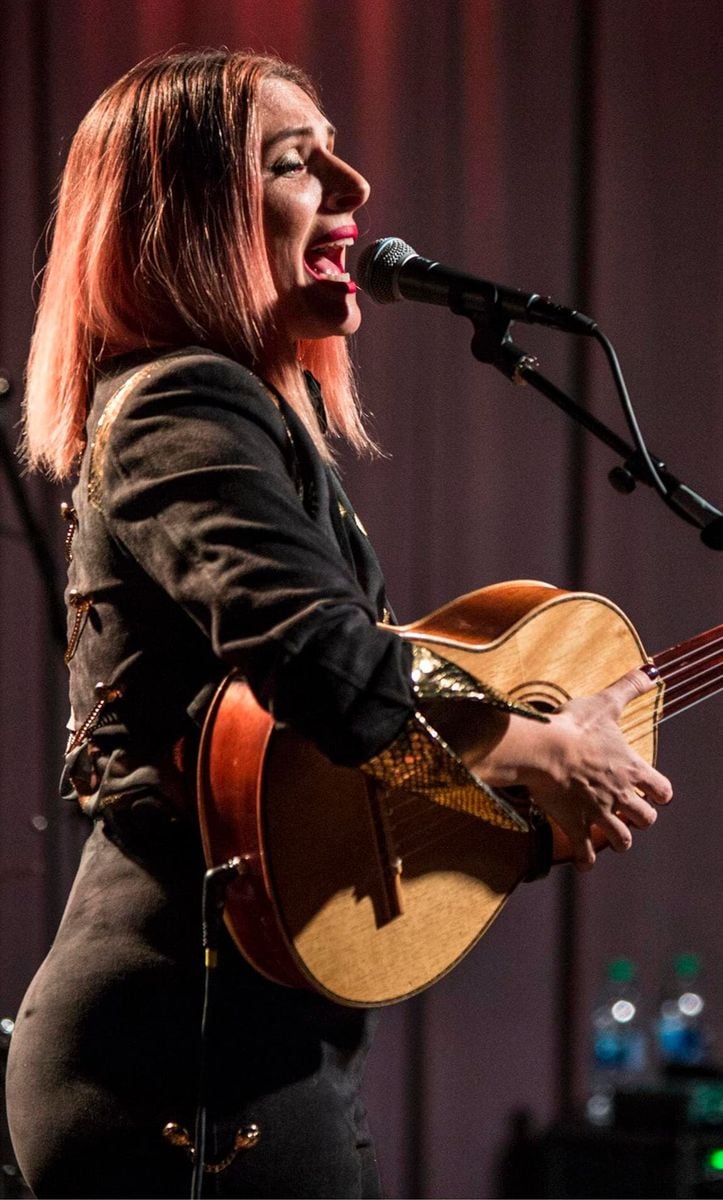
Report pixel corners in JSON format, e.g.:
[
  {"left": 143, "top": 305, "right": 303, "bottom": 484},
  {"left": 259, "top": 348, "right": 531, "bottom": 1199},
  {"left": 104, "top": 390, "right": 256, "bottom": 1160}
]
[{"left": 1, "top": 2, "right": 721, "bottom": 1196}]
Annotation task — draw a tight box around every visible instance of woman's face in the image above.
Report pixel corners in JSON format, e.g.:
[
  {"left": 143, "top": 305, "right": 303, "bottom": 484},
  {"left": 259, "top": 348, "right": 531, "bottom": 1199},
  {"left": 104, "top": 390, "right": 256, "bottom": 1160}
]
[{"left": 259, "top": 76, "right": 370, "bottom": 346}]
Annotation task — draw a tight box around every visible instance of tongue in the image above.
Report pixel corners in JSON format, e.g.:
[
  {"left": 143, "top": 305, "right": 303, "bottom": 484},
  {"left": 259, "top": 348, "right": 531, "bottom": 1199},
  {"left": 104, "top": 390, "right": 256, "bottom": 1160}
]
[{"left": 306, "top": 247, "right": 341, "bottom": 276}]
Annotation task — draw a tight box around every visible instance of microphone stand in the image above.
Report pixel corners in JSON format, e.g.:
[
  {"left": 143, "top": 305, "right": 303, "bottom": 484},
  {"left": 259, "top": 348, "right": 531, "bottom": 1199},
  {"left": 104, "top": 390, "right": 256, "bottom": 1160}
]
[
  {"left": 467, "top": 315, "right": 723, "bottom": 550},
  {"left": 0, "top": 374, "right": 66, "bottom": 645},
  {"left": 466, "top": 310, "right": 721, "bottom": 1146}
]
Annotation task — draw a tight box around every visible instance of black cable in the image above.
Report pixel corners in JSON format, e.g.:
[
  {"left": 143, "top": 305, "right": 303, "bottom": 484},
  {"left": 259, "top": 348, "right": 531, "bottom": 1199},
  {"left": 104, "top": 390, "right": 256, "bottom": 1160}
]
[
  {"left": 592, "top": 328, "right": 671, "bottom": 503},
  {"left": 190, "top": 858, "right": 244, "bottom": 1200},
  {"left": 190, "top": 948, "right": 213, "bottom": 1200}
]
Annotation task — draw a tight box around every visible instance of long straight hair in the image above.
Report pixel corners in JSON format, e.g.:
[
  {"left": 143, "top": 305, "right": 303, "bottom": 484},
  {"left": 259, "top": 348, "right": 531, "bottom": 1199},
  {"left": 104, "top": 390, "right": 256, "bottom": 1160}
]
[{"left": 23, "top": 50, "right": 373, "bottom": 478}]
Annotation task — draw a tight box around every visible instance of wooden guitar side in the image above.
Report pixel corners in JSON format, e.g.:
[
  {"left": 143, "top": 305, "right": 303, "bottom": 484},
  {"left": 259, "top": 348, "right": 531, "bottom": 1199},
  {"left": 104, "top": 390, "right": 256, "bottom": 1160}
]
[{"left": 197, "top": 582, "right": 661, "bottom": 1006}]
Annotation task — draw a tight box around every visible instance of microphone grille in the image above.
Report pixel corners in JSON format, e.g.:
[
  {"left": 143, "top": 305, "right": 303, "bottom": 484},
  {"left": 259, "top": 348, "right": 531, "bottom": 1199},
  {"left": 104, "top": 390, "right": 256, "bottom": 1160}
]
[{"left": 355, "top": 236, "right": 417, "bottom": 304}]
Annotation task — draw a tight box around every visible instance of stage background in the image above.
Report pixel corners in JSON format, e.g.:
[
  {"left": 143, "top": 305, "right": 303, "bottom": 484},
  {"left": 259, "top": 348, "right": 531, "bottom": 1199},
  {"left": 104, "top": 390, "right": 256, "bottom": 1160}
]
[{"left": 1, "top": 2, "right": 721, "bottom": 1196}]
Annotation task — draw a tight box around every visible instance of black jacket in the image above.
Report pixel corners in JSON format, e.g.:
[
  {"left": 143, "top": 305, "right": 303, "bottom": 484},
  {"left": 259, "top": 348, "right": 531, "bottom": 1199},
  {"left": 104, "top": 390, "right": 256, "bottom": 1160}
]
[
  {"left": 8, "top": 348, "right": 410, "bottom": 1199},
  {"left": 62, "top": 347, "right": 414, "bottom": 818}
]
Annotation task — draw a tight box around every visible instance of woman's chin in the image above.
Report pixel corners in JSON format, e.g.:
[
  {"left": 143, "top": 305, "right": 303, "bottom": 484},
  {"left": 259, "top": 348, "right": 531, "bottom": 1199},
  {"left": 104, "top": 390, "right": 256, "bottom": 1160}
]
[{"left": 274, "top": 280, "right": 361, "bottom": 342}]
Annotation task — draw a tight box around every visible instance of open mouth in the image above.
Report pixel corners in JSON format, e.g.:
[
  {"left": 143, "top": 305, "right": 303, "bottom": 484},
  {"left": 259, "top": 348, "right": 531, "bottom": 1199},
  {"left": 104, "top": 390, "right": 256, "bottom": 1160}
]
[{"left": 304, "top": 228, "right": 357, "bottom": 287}]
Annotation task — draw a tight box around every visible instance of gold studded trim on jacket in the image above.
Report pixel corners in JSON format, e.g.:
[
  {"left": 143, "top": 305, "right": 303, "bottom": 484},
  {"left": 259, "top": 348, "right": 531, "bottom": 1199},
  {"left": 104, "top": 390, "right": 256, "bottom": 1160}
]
[
  {"left": 360, "top": 643, "right": 549, "bottom": 832},
  {"left": 88, "top": 363, "right": 161, "bottom": 510},
  {"left": 409, "top": 643, "right": 547, "bottom": 719}
]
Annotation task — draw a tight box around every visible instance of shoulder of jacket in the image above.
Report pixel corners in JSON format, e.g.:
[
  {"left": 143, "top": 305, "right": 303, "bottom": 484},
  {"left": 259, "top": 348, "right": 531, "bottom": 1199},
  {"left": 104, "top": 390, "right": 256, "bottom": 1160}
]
[
  {"left": 87, "top": 347, "right": 283, "bottom": 510},
  {"left": 108, "top": 347, "right": 272, "bottom": 399}
]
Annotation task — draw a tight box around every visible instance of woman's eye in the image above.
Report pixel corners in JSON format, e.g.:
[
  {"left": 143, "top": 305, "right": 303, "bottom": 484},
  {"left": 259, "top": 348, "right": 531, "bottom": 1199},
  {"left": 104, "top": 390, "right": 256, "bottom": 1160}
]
[{"left": 271, "top": 153, "right": 305, "bottom": 176}]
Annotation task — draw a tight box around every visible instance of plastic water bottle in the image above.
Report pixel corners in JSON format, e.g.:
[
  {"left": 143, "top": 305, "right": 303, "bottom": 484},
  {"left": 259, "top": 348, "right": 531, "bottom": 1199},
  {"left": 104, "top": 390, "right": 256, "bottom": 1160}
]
[
  {"left": 587, "top": 957, "right": 648, "bottom": 1125},
  {"left": 655, "top": 952, "right": 712, "bottom": 1069}
]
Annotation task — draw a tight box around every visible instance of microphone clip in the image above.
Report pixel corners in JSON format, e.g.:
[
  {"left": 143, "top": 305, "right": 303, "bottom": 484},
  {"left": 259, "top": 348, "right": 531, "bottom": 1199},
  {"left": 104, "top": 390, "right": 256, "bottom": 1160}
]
[{"left": 469, "top": 316, "right": 539, "bottom": 385}]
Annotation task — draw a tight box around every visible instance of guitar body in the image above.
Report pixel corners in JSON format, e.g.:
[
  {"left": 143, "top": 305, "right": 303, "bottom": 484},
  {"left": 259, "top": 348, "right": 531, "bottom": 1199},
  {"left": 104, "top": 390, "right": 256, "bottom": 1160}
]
[{"left": 197, "top": 581, "right": 662, "bottom": 1006}]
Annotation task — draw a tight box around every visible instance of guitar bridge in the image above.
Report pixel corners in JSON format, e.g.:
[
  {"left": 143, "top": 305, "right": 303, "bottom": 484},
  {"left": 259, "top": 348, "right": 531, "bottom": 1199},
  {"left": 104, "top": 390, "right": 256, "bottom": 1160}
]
[{"left": 364, "top": 781, "right": 405, "bottom": 924}]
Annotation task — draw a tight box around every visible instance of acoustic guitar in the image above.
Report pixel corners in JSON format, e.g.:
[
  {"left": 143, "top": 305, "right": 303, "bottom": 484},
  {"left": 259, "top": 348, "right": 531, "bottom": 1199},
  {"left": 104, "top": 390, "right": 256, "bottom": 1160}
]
[{"left": 196, "top": 581, "right": 722, "bottom": 1006}]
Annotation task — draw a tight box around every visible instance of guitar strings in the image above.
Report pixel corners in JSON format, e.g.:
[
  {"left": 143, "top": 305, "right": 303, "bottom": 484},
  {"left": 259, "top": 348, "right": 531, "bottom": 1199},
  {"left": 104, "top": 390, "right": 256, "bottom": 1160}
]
[
  {"left": 658, "top": 686, "right": 720, "bottom": 720},
  {"left": 657, "top": 668, "right": 723, "bottom": 720},
  {"left": 621, "top": 689, "right": 720, "bottom": 749},
  {"left": 622, "top": 630, "right": 723, "bottom": 715},
  {"left": 620, "top": 637, "right": 723, "bottom": 746},
  {"left": 654, "top": 629, "right": 723, "bottom": 674},
  {"left": 391, "top": 813, "right": 469, "bottom": 860},
  {"left": 622, "top": 679, "right": 723, "bottom": 751},
  {"left": 622, "top": 660, "right": 723, "bottom": 732},
  {"left": 386, "top": 796, "right": 464, "bottom": 851},
  {"left": 652, "top": 635, "right": 723, "bottom": 691},
  {"left": 652, "top": 624, "right": 723, "bottom": 667}
]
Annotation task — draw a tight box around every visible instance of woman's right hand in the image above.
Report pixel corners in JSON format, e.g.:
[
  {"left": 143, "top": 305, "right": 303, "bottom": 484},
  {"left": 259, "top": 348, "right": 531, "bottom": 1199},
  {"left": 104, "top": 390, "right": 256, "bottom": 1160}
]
[{"left": 465, "top": 666, "right": 673, "bottom": 870}]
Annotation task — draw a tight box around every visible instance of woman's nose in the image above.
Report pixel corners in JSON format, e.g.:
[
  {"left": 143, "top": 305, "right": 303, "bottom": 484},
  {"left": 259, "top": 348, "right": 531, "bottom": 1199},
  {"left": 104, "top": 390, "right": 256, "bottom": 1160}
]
[{"left": 323, "top": 156, "right": 371, "bottom": 212}]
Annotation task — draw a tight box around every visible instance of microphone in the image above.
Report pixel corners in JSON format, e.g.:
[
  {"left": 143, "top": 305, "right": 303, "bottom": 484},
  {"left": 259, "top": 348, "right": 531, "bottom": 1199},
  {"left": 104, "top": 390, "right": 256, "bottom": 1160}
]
[{"left": 355, "top": 236, "right": 597, "bottom": 335}]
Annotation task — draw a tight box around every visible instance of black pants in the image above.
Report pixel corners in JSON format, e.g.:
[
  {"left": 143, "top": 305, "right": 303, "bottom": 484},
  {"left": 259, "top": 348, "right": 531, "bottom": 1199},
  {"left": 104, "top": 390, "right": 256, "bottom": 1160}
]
[{"left": 7, "top": 824, "right": 382, "bottom": 1199}]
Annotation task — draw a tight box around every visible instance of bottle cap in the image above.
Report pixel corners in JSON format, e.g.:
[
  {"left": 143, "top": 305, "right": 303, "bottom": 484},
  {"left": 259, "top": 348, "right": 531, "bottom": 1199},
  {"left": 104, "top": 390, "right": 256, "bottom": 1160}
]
[
  {"left": 675, "top": 952, "right": 701, "bottom": 978},
  {"left": 607, "top": 956, "right": 635, "bottom": 983}
]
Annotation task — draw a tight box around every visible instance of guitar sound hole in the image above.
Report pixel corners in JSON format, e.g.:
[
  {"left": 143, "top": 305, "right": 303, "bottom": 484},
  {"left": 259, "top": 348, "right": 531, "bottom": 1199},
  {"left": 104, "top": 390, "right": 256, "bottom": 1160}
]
[{"left": 508, "top": 680, "right": 569, "bottom": 712}]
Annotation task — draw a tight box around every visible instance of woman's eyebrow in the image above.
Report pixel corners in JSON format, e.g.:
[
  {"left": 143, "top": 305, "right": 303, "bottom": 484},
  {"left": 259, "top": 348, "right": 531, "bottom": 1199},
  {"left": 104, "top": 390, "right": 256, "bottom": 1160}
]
[{"left": 264, "top": 123, "right": 336, "bottom": 151}]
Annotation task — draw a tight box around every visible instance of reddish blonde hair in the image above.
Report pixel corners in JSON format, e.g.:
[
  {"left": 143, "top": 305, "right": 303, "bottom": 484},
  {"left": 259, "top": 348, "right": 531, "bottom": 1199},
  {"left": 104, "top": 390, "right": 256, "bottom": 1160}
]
[{"left": 24, "top": 50, "right": 372, "bottom": 478}]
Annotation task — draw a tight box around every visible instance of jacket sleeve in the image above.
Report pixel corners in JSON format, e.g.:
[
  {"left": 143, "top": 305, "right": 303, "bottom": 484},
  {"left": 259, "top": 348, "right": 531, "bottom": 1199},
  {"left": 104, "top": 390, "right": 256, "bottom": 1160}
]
[{"left": 97, "top": 353, "right": 414, "bottom": 766}]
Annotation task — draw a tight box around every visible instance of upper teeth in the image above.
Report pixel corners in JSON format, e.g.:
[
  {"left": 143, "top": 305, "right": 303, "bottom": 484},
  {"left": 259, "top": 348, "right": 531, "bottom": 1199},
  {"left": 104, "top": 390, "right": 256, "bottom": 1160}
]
[{"left": 313, "top": 237, "right": 354, "bottom": 250}]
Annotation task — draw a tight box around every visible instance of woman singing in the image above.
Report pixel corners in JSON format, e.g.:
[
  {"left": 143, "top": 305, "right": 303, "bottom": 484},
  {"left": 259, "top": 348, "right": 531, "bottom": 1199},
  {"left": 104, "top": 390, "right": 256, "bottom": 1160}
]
[{"left": 7, "top": 49, "right": 671, "bottom": 1199}]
